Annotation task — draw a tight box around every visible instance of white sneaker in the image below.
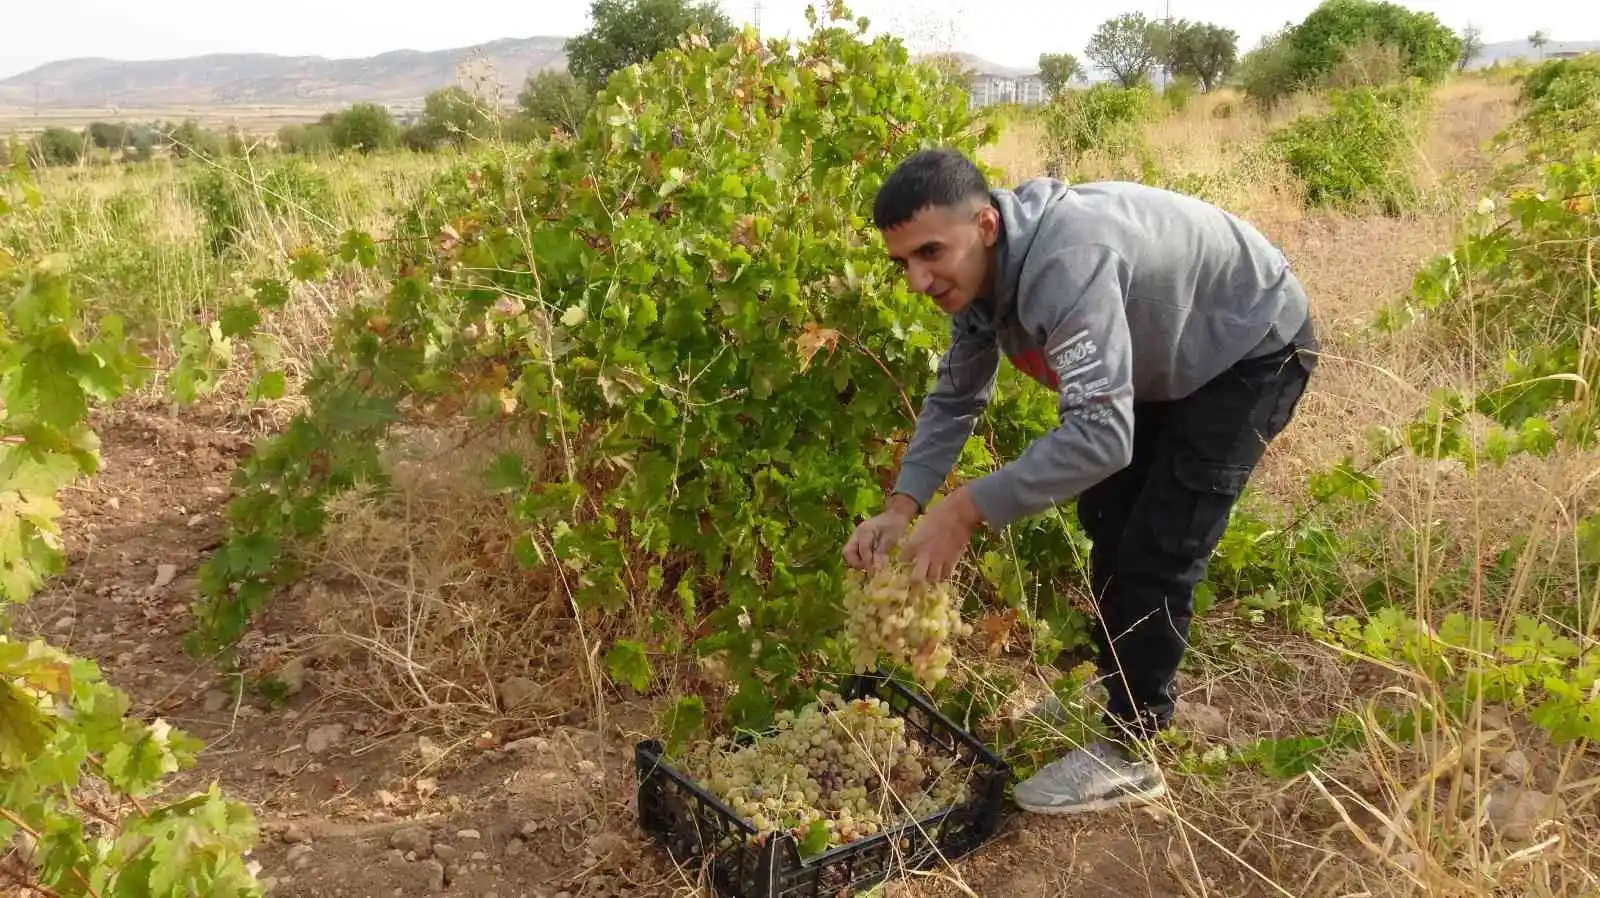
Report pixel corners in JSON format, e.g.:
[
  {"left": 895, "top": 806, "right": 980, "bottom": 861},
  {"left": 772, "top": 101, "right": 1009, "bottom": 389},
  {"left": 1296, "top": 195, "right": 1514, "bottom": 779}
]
[{"left": 1012, "top": 740, "right": 1166, "bottom": 815}]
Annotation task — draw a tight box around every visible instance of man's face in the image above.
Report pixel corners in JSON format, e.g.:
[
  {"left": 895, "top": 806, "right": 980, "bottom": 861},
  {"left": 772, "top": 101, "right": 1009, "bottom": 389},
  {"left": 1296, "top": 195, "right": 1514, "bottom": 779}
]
[{"left": 880, "top": 201, "right": 999, "bottom": 315}]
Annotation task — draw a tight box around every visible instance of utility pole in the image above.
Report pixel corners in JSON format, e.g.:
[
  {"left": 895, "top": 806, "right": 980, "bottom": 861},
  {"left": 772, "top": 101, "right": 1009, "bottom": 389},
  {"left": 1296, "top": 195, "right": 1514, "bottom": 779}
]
[
  {"left": 752, "top": 0, "right": 762, "bottom": 32},
  {"left": 1160, "top": 0, "right": 1173, "bottom": 92}
]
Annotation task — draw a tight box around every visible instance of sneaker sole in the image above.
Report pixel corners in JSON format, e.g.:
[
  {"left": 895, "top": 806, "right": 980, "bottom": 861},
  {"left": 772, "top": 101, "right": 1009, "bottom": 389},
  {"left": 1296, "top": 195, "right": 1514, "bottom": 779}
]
[{"left": 1013, "top": 780, "right": 1167, "bottom": 815}]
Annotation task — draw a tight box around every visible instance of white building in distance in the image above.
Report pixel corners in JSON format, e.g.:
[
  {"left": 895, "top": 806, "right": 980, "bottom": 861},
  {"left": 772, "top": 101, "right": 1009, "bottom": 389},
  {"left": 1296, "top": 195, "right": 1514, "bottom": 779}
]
[
  {"left": 916, "top": 52, "right": 1050, "bottom": 109},
  {"left": 968, "top": 69, "right": 1047, "bottom": 108}
]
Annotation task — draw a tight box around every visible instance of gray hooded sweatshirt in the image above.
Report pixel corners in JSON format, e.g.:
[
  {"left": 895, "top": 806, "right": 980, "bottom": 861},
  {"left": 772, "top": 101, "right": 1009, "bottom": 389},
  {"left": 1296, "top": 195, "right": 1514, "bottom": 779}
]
[{"left": 892, "top": 178, "right": 1312, "bottom": 531}]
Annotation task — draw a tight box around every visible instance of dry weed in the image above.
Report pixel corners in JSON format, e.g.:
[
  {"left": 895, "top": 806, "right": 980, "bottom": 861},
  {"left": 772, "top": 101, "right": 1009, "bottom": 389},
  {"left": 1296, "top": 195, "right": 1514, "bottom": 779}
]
[{"left": 285, "top": 426, "right": 598, "bottom": 740}]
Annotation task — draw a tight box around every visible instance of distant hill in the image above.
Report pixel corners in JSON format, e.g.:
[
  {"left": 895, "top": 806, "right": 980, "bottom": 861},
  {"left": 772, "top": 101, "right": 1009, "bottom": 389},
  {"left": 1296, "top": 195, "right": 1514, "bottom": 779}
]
[
  {"left": 915, "top": 51, "right": 1038, "bottom": 78},
  {"left": 0, "top": 37, "right": 568, "bottom": 111},
  {"left": 1471, "top": 39, "right": 1600, "bottom": 68}
]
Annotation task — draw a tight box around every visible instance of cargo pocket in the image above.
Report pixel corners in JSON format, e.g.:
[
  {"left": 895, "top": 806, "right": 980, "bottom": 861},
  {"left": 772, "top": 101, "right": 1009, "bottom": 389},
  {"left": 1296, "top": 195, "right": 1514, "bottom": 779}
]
[{"left": 1157, "top": 457, "right": 1253, "bottom": 560}]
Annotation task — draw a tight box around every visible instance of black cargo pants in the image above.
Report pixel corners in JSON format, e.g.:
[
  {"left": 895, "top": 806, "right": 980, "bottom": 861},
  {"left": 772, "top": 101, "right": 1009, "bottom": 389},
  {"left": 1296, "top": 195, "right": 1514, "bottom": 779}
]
[{"left": 1076, "top": 318, "right": 1319, "bottom": 742}]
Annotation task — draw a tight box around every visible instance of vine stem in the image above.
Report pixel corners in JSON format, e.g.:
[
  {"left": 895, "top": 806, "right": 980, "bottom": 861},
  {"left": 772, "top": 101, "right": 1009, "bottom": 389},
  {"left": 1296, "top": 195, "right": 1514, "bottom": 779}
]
[
  {"left": 0, "top": 807, "right": 40, "bottom": 839},
  {"left": 0, "top": 855, "right": 64, "bottom": 898},
  {"left": 837, "top": 332, "right": 918, "bottom": 423},
  {"left": 85, "top": 755, "right": 151, "bottom": 818},
  {"left": 0, "top": 807, "right": 101, "bottom": 898}
]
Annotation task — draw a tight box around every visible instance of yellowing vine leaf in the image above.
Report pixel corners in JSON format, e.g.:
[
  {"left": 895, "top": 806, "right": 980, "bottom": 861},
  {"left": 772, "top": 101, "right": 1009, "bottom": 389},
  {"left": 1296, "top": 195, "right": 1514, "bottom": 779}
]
[{"left": 796, "top": 322, "right": 841, "bottom": 373}]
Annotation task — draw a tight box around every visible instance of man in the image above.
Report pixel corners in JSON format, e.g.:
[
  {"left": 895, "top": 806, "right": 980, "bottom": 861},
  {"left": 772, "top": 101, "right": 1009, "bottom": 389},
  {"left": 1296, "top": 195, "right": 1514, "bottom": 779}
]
[{"left": 842, "top": 148, "right": 1318, "bottom": 815}]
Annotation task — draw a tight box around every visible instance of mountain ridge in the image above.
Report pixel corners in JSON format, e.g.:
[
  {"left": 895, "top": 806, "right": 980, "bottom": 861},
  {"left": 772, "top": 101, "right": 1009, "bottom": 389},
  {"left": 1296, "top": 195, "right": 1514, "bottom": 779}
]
[{"left": 0, "top": 37, "right": 569, "bottom": 110}]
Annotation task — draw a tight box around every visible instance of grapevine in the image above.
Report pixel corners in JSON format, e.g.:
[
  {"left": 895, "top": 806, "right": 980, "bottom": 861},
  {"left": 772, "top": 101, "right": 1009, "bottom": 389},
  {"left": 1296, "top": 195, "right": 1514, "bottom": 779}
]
[
  {"left": 1378, "top": 56, "right": 1600, "bottom": 460},
  {"left": 679, "top": 692, "right": 970, "bottom": 853},
  {"left": 842, "top": 562, "right": 971, "bottom": 687},
  {"left": 2, "top": 154, "right": 263, "bottom": 897},
  {"left": 188, "top": 4, "right": 995, "bottom": 729}
]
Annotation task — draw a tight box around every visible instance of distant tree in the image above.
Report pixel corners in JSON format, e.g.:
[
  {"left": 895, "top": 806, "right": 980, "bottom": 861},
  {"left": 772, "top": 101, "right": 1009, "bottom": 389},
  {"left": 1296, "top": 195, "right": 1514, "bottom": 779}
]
[
  {"left": 1086, "top": 13, "right": 1161, "bottom": 88},
  {"left": 417, "top": 87, "right": 493, "bottom": 148},
  {"left": 497, "top": 114, "right": 546, "bottom": 144},
  {"left": 517, "top": 70, "right": 593, "bottom": 135},
  {"left": 224, "top": 126, "right": 250, "bottom": 157},
  {"left": 277, "top": 122, "right": 335, "bottom": 156},
  {"left": 124, "top": 132, "right": 156, "bottom": 163},
  {"left": 401, "top": 124, "right": 438, "bottom": 151},
  {"left": 565, "top": 0, "right": 736, "bottom": 91},
  {"left": 1162, "top": 20, "right": 1240, "bottom": 91},
  {"left": 1288, "top": 0, "right": 1462, "bottom": 86},
  {"left": 87, "top": 122, "right": 132, "bottom": 150},
  {"left": 1037, "top": 52, "right": 1084, "bottom": 98},
  {"left": 331, "top": 103, "right": 398, "bottom": 153},
  {"left": 1457, "top": 23, "right": 1485, "bottom": 72},
  {"left": 1529, "top": 29, "right": 1550, "bottom": 59},
  {"left": 166, "top": 119, "right": 225, "bottom": 159},
  {"left": 1238, "top": 24, "right": 1300, "bottom": 109},
  {"left": 29, "top": 127, "right": 84, "bottom": 167}
]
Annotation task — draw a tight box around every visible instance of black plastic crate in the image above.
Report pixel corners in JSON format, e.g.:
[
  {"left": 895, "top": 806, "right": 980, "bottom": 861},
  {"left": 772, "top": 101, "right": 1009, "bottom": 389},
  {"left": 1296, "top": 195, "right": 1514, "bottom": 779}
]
[{"left": 635, "top": 669, "right": 1012, "bottom": 898}]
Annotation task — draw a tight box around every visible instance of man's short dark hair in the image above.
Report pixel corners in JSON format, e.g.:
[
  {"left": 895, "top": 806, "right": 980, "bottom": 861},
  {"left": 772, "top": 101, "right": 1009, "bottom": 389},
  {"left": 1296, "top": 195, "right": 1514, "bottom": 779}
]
[{"left": 872, "top": 148, "right": 991, "bottom": 231}]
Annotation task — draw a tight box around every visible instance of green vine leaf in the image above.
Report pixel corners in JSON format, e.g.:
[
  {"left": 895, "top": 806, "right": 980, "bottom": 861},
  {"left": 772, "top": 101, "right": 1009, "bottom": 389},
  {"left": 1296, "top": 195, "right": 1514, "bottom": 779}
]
[{"left": 605, "top": 639, "right": 653, "bottom": 692}]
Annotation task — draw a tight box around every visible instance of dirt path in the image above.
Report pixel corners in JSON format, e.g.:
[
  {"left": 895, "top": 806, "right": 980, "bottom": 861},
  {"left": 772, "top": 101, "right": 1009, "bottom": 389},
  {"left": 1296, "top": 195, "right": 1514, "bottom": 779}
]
[{"left": 13, "top": 400, "right": 1205, "bottom": 898}]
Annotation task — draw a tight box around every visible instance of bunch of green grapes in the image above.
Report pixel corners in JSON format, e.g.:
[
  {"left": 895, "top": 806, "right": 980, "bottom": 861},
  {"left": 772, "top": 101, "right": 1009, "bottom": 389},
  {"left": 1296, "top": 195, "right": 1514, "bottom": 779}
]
[
  {"left": 686, "top": 692, "right": 973, "bottom": 853},
  {"left": 842, "top": 562, "right": 972, "bottom": 687}
]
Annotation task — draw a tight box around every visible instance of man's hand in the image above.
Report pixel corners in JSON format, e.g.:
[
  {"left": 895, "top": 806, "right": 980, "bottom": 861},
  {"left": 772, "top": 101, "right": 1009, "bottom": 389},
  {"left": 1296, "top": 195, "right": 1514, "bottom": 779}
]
[
  {"left": 900, "top": 487, "right": 984, "bottom": 583},
  {"left": 843, "top": 494, "right": 919, "bottom": 572}
]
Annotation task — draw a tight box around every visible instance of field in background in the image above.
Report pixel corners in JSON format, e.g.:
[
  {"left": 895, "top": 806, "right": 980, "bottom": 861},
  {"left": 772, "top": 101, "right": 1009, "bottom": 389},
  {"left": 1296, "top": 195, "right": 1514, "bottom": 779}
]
[
  {"left": 5, "top": 49, "right": 1598, "bottom": 898},
  {"left": 0, "top": 104, "right": 342, "bottom": 134}
]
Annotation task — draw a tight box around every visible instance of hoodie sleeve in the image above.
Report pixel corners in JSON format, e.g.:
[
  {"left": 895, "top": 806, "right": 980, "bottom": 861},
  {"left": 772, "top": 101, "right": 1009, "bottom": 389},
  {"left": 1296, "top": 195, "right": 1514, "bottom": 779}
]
[
  {"left": 965, "top": 243, "right": 1136, "bottom": 530},
  {"left": 891, "top": 315, "right": 1000, "bottom": 510}
]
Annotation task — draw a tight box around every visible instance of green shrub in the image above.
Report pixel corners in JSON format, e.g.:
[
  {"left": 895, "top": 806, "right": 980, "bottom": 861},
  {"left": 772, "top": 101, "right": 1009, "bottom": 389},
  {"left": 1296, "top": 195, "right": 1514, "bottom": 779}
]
[
  {"left": 495, "top": 115, "right": 548, "bottom": 144},
  {"left": 278, "top": 122, "right": 335, "bottom": 156},
  {"left": 1320, "top": 36, "right": 1408, "bottom": 89},
  {"left": 1517, "top": 54, "right": 1600, "bottom": 106},
  {"left": 401, "top": 124, "right": 440, "bottom": 152},
  {"left": 1242, "top": 1, "right": 1460, "bottom": 109},
  {"left": 1043, "top": 82, "right": 1155, "bottom": 171},
  {"left": 1267, "top": 83, "right": 1425, "bottom": 212},
  {"left": 1513, "top": 56, "right": 1600, "bottom": 158},
  {"left": 189, "top": 156, "right": 336, "bottom": 254},
  {"left": 1238, "top": 26, "right": 1300, "bottom": 110},
  {"left": 166, "top": 119, "right": 227, "bottom": 159},
  {"left": 29, "top": 127, "right": 85, "bottom": 167},
  {"left": 1161, "top": 76, "right": 1199, "bottom": 113},
  {"left": 517, "top": 70, "right": 594, "bottom": 135},
  {"left": 1288, "top": 0, "right": 1461, "bottom": 87},
  {"left": 330, "top": 102, "right": 399, "bottom": 153}
]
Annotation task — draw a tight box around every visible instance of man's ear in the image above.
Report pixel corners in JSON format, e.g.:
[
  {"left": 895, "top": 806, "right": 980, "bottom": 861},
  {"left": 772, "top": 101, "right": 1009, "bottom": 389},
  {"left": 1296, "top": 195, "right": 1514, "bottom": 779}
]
[{"left": 977, "top": 203, "right": 1001, "bottom": 247}]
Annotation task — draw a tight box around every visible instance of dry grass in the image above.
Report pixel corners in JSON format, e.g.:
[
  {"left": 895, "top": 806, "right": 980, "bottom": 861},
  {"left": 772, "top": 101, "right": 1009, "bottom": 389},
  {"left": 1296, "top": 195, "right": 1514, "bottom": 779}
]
[
  {"left": 1418, "top": 80, "right": 1523, "bottom": 192},
  {"left": 1, "top": 148, "right": 453, "bottom": 388},
  {"left": 283, "top": 427, "right": 598, "bottom": 738}
]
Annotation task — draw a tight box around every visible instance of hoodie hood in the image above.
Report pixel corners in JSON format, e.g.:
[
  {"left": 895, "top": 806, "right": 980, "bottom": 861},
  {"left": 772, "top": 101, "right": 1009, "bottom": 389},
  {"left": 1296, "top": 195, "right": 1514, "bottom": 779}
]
[{"left": 986, "top": 178, "right": 1075, "bottom": 321}]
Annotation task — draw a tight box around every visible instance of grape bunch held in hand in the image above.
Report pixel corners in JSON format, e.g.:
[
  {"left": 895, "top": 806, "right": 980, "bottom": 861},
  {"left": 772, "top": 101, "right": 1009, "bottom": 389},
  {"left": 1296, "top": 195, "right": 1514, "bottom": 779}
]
[{"left": 843, "top": 561, "right": 971, "bottom": 687}]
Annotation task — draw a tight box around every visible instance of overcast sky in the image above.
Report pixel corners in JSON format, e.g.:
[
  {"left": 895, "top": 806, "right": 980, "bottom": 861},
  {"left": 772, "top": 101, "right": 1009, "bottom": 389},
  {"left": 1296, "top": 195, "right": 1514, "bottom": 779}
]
[{"left": 1, "top": 0, "right": 1595, "bottom": 80}]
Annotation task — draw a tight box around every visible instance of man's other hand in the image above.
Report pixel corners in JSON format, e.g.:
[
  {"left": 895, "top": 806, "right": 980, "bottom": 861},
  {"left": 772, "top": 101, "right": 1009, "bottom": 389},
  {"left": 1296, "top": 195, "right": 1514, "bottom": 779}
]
[
  {"left": 843, "top": 495, "right": 918, "bottom": 572},
  {"left": 900, "top": 487, "right": 983, "bottom": 583}
]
